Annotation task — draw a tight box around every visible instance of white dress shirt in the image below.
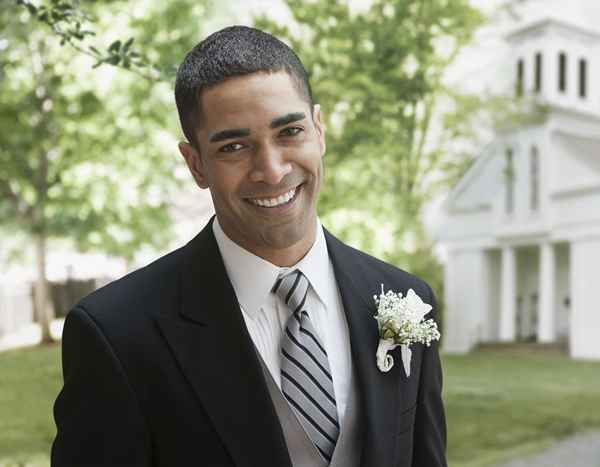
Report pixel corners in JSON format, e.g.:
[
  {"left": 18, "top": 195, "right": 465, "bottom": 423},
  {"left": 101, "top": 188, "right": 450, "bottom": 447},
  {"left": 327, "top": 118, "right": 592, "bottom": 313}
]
[{"left": 212, "top": 217, "right": 355, "bottom": 427}]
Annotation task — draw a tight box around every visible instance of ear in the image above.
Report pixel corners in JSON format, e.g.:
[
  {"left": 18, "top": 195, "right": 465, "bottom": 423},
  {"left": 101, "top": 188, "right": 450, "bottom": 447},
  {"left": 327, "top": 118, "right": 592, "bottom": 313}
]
[
  {"left": 312, "top": 104, "right": 326, "bottom": 157},
  {"left": 178, "top": 142, "right": 209, "bottom": 189}
]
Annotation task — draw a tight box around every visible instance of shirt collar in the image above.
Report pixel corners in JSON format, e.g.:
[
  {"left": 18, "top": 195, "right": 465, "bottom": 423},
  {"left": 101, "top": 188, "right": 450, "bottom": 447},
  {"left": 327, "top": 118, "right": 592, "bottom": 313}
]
[
  {"left": 212, "top": 216, "right": 330, "bottom": 318},
  {"left": 279, "top": 223, "right": 330, "bottom": 311}
]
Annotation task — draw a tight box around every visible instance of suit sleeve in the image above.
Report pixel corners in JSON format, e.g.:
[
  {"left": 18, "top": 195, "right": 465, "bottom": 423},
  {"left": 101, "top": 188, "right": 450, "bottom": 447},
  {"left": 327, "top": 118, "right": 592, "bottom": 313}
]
[
  {"left": 51, "top": 306, "right": 151, "bottom": 467},
  {"left": 411, "top": 284, "right": 448, "bottom": 467}
]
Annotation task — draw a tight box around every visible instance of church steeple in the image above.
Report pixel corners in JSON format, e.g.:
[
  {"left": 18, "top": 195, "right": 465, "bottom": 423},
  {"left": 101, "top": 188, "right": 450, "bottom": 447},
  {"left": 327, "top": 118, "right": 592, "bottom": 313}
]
[{"left": 506, "top": 18, "right": 600, "bottom": 115}]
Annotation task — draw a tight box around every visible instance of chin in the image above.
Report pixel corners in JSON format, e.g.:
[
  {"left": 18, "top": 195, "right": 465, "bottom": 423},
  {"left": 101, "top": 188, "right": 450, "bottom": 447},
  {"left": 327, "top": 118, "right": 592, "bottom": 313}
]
[{"left": 263, "top": 217, "right": 314, "bottom": 249}]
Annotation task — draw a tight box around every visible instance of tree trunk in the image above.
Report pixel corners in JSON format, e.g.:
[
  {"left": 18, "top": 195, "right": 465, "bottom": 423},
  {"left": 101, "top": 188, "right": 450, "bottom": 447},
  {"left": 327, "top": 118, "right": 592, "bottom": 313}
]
[
  {"left": 124, "top": 256, "right": 133, "bottom": 274},
  {"left": 34, "top": 232, "right": 55, "bottom": 344}
]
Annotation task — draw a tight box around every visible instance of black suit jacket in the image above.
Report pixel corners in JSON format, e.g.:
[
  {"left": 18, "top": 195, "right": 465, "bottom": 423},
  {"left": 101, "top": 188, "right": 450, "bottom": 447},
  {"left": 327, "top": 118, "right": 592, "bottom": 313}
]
[{"left": 51, "top": 218, "right": 447, "bottom": 467}]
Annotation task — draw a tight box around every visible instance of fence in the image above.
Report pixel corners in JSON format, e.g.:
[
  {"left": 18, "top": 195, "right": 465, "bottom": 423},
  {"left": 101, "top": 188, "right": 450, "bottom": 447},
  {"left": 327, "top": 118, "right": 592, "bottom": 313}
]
[{"left": 0, "top": 278, "right": 103, "bottom": 339}]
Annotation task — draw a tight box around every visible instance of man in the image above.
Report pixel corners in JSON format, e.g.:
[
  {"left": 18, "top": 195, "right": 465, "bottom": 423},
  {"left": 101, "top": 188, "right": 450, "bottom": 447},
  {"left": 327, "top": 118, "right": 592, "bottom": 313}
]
[{"left": 52, "top": 26, "right": 446, "bottom": 467}]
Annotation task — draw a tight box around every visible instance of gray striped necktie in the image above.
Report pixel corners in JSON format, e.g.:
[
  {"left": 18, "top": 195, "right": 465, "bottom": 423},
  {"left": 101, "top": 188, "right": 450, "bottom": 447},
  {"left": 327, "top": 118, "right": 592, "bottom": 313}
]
[{"left": 272, "top": 269, "right": 340, "bottom": 462}]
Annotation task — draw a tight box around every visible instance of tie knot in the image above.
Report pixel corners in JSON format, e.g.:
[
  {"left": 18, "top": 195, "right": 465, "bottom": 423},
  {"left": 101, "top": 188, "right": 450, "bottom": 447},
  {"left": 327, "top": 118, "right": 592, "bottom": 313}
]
[{"left": 272, "top": 269, "right": 310, "bottom": 315}]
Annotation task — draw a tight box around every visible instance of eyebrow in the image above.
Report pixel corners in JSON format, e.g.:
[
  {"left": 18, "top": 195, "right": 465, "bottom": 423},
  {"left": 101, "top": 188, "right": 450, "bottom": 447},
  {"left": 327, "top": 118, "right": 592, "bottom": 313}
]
[
  {"left": 209, "top": 128, "right": 250, "bottom": 143},
  {"left": 270, "top": 112, "right": 306, "bottom": 129},
  {"left": 208, "top": 112, "right": 307, "bottom": 143}
]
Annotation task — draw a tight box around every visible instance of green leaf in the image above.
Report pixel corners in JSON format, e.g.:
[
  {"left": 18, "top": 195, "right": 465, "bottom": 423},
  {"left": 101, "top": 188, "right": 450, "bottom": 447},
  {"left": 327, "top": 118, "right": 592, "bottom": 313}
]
[
  {"left": 108, "top": 40, "right": 121, "bottom": 52},
  {"left": 123, "top": 37, "right": 134, "bottom": 52}
]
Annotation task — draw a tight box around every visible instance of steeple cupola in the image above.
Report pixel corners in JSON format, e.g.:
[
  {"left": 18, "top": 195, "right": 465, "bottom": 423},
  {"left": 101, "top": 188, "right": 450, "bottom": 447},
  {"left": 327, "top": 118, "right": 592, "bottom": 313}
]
[{"left": 506, "top": 19, "right": 600, "bottom": 115}]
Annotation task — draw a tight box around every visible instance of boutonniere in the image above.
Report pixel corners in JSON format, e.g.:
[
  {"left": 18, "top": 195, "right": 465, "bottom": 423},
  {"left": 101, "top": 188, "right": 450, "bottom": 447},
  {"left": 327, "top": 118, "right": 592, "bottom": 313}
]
[{"left": 373, "top": 285, "right": 441, "bottom": 376}]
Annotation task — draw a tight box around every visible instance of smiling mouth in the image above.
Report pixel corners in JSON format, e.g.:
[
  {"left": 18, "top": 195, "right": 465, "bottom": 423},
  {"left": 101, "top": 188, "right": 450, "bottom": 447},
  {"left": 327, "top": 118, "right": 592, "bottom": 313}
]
[{"left": 246, "top": 184, "right": 302, "bottom": 208}]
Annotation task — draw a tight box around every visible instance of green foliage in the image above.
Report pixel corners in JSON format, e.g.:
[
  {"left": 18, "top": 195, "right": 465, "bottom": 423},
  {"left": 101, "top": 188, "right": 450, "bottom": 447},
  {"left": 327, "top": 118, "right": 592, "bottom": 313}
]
[
  {"left": 14, "top": 0, "right": 215, "bottom": 81},
  {"left": 1, "top": 0, "right": 212, "bottom": 261},
  {"left": 490, "top": 95, "right": 551, "bottom": 132},
  {"left": 255, "top": 1, "right": 485, "bottom": 301},
  {"left": 14, "top": 0, "right": 167, "bottom": 81}
]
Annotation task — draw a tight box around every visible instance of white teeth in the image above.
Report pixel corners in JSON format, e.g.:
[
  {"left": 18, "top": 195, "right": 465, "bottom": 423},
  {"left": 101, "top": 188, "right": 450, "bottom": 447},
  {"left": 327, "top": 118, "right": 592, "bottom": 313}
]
[{"left": 249, "top": 187, "right": 297, "bottom": 207}]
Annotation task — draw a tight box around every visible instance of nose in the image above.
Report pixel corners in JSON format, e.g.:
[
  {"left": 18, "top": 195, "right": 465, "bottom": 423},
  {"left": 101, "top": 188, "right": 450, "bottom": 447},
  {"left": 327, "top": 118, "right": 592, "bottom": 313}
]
[{"left": 248, "top": 143, "right": 292, "bottom": 185}]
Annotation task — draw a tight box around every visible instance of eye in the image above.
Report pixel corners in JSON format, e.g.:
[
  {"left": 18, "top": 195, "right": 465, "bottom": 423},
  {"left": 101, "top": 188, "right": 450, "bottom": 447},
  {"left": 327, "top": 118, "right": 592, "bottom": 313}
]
[
  {"left": 219, "top": 142, "right": 245, "bottom": 153},
  {"left": 279, "top": 126, "right": 303, "bottom": 137}
]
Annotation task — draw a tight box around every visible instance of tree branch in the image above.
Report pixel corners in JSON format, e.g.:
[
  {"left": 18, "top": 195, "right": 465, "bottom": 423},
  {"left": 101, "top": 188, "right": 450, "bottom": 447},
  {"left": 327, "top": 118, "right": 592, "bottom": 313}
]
[
  {"left": 15, "top": 0, "right": 171, "bottom": 82},
  {"left": 0, "top": 179, "right": 32, "bottom": 219}
]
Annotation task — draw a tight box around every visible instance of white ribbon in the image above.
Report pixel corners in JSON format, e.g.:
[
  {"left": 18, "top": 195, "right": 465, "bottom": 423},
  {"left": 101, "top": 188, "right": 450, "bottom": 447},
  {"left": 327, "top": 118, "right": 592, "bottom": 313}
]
[
  {"left": 376, "top": 338, "right": 399, "bottom": 372},
  {"left": 400, "top": 344, "right": 412, "bottom": 377},
  {"left": 376, "top": 338, "right": 412, "bottom": 377}
]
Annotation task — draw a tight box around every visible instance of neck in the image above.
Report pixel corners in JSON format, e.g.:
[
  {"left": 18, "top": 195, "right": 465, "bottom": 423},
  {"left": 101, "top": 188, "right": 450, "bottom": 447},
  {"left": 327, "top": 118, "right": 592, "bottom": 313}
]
[
  {"left": 217, "top": 217, "right": 317, "bottom": 268},
  {"left": 255, "top": 232, "right": 316, "bottom": 267}
]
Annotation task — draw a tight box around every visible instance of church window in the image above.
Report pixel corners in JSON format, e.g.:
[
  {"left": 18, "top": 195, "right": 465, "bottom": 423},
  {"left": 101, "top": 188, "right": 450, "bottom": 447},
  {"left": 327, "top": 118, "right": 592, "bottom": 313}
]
[
  {"left": 558, "top": 52, "right": 567, "bottom": 93},
  {"left": 504, "top": 148, "right": 515, "bottom": 214},
  {"left": 530, "top": 146, "right": 539, "bottom": 211},
  {"left": 579, "top": 58, "right": 588, "bottom": 99},
  {"left": 516, "top": 59, "right": 524, "bottom": 97},
  {"left": 534, "top": 52, "right": 542, "bottom": 93}
]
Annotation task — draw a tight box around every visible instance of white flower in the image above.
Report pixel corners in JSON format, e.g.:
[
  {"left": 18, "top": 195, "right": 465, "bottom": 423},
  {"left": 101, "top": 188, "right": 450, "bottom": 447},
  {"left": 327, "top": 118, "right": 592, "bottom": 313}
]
[
  {"left": 373, "top": 285, "right": 440, "bottom": 376},
  {"left": 404, "top": 289, "right": 432, "bottom": 324}
]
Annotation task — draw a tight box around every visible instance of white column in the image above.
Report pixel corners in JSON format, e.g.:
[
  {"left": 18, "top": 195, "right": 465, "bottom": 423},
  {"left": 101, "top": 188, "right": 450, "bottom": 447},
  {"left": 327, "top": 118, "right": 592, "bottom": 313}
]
[
  {"left": 500, "top": 246, "right": 516, "bottom": 341},
  {"left": 538, "top": 242, "right": 556, "bottom": 342},
  {"left": 443, "top": 249, "right": 486, "bottom": 353},
  {"left": 570, "top": 238, "right": 600, "bottom": 359},
  {"left": 442, "top": 252, "right": 460, "bottom": 353}
]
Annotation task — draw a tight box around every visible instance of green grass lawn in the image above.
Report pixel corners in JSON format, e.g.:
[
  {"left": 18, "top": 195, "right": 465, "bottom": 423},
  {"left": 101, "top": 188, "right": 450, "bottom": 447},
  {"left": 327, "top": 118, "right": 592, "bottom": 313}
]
[
  {"left": 1, "top": 345, "right": 600, "bottom": 467},
  {"left": 443, "top": 351, "right": 600, "bottom": 467},
  {"left": 0, "top": 344, "right": 61, "bottom": 467}
]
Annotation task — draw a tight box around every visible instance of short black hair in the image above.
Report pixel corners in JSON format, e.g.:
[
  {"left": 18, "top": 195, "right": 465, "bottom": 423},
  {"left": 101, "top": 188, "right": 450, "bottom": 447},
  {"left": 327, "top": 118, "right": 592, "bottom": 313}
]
[{"left": 174, "top": 25, "right": 313, "bottom": 148}]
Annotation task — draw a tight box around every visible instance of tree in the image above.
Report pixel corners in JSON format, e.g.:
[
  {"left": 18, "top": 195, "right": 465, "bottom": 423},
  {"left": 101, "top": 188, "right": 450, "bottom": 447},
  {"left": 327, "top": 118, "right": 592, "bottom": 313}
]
[
  {"left": 255, "top": 1, "right": 484, "bottom": 314},
  {"left": 14, "top": 0, "right": 165, "bottom": 80},
  {"left": 1, "top": 0, "right": 212, "bottom": 342}
]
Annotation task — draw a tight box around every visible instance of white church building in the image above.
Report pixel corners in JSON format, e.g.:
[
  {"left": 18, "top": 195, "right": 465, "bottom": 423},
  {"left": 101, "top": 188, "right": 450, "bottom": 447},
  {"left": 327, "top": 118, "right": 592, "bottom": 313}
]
[{"left": 437, "top": 18, "right": 600, "bottom": 360}]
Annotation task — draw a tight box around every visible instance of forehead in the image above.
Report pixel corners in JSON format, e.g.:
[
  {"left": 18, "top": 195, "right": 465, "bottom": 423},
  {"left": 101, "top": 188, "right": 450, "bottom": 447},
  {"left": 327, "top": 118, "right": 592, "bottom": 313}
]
[{"left": 198, "top": 71, "right": 310, "bottom": 131}]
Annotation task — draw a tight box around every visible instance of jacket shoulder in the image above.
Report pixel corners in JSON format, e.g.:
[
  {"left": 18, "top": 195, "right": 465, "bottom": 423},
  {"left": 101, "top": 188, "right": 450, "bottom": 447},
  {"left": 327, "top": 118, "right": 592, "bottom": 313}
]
[
  {"left": 75, "top": 244, "right": 187, "bottom": 323},
  {"left": 324, "top": 228, "right": 435, "bottom": 304}
]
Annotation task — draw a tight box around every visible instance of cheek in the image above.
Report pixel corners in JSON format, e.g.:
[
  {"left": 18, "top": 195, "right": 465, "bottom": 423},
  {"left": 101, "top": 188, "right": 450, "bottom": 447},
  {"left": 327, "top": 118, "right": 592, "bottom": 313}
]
[
  {"left": 212, "top": 161, "right": 248, "bottom": 189},
  {"left": 295, "top": 142, "right": 323, "bottom": 174}
]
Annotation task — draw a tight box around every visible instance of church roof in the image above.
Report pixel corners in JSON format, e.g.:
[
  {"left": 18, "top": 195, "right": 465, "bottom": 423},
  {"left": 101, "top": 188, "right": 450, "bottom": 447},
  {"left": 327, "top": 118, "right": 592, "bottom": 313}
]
[{"left": 505, "top": 18, "right": 600, "bottom": 42}]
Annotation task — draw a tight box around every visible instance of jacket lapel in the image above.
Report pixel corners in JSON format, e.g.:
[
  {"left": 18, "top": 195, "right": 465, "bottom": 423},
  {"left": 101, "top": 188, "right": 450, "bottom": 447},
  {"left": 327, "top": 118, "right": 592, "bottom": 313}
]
[
  {"left": 324, "top": 229, "right": 401, "bottom": 467},
  {"left": 154, "top": 219, "right": 292, "bottom": 467}
]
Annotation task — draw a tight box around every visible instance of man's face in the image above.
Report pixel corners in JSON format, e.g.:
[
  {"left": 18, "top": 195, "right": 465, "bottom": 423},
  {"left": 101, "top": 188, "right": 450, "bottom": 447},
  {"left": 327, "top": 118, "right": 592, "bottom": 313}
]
[{"left": 179, "top": 71, "right": 326, "bottom": 264}]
